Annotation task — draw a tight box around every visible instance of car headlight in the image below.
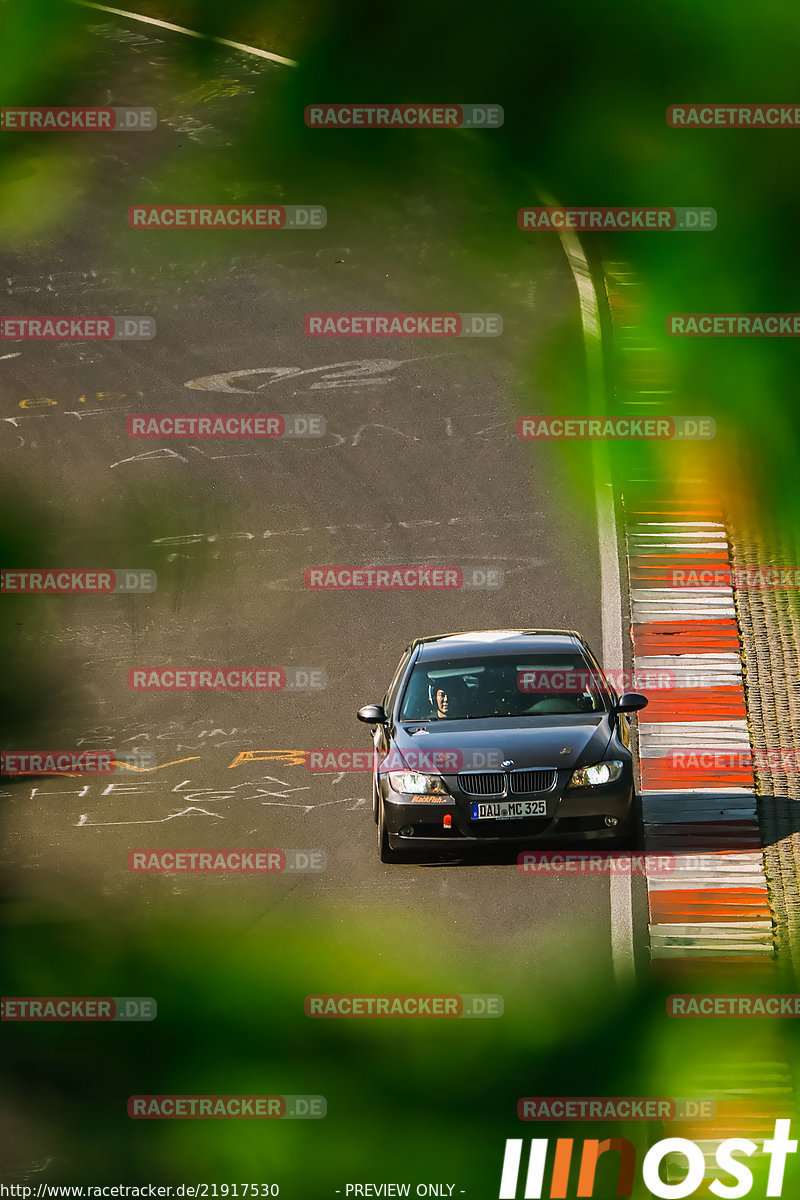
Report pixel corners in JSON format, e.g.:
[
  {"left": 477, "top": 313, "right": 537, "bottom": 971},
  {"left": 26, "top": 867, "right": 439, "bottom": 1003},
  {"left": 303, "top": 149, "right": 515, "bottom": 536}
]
[
  {"left": 387, "top": 771, "right": 450, "bottom": 796},
  {"left": 569, "top": 760, "right": 624, "bottom": 788}
]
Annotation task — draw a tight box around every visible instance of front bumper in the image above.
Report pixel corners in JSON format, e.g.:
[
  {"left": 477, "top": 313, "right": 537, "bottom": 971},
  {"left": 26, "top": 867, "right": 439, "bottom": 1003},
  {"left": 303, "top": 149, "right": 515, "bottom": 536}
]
[{"left": 379, "top": 771, "right": 633, "bottom": 848}]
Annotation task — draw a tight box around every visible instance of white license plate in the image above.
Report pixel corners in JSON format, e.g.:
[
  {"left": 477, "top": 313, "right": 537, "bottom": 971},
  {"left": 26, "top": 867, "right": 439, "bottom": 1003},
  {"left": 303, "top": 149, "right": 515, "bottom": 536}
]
[{"left": 471, "top": 799, "right": 548, "bottom": 820}]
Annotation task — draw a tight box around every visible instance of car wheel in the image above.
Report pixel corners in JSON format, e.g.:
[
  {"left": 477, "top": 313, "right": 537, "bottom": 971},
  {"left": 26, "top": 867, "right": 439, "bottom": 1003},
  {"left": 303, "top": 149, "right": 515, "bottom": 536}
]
[{"left": 377, "top": 796, "right": 404, "bottom": 863}]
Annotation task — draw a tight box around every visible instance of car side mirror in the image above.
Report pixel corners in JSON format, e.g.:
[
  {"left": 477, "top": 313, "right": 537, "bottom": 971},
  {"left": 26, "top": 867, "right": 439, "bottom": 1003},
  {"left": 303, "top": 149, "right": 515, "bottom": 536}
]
[
  {"left": 357, "top": 704, "right": 387, "bottom": 724},
  {"left": 614, "top": 692, "right": 649, "bottom": 713}
]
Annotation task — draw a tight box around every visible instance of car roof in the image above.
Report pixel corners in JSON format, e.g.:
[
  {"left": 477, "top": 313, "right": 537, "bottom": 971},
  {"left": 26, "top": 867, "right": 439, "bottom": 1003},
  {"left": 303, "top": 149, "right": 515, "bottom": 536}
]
[{"left": 414, "top": 629, "right": 590, "bottom": 661}]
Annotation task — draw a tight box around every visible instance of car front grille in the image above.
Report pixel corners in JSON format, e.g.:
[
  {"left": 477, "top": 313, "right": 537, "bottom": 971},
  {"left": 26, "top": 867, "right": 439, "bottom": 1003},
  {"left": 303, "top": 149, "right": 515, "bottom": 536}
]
[
  {"left": 509, "top": 769, "right": 557, "bottom": 794},
  {"left": 457, "top": 771, "right": 505, "bottom": 796},
  {"left": 457, "top": 769, "right": 558, "bottom": 797}
]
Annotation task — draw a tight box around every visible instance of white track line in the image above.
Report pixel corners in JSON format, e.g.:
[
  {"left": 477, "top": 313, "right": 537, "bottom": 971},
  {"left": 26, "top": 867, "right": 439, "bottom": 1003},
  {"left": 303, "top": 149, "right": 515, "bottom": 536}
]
[
  {"left": 73, "top": 0, "right": 298, "bottom": 67},
  {"left": 70, "top": 5, "right": 632, "bottom": 976},
  {"left": 546, "top": 197, "right": 635, "bottom": 988}
]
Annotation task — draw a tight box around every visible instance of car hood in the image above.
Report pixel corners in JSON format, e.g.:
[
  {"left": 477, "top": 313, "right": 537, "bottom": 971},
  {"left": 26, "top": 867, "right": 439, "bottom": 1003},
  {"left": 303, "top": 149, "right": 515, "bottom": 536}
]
[{"left": 388, "top": 716, "right": 613, "bottom": 772}]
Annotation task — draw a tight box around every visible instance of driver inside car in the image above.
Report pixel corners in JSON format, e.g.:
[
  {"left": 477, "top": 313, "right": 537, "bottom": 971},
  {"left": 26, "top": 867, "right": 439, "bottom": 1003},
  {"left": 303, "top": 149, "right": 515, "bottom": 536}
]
[{"left": 428, "top": 678, "right": 468, "bottom": 719}]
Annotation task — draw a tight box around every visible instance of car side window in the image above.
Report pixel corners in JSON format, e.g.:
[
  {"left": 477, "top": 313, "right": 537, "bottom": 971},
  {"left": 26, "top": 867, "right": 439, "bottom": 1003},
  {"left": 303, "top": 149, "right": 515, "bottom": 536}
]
[
  {"left": 581, "top": 651, "right": 615, "bottom": 708},
  {"left": 384, "top": 648, "right": 412, "bottom": 715}
]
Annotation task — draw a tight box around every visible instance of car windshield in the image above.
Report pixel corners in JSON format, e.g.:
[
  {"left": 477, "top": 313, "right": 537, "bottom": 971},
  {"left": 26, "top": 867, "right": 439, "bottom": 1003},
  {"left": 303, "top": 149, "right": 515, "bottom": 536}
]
[{"left": 398, "top": 653, "right": 610, "bottom": 720}]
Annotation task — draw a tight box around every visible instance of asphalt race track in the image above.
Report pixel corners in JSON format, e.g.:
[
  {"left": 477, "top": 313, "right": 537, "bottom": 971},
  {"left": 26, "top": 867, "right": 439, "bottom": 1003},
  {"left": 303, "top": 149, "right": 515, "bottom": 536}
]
[{"left": 0, "top": 7, "right": 653, "bottom": 1185}]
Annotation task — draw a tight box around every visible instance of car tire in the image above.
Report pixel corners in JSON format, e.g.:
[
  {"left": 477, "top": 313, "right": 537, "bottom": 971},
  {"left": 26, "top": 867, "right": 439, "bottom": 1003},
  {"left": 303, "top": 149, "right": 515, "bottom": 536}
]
[{"left": 377, "top": 796, "right": 404, "bottom": 863}]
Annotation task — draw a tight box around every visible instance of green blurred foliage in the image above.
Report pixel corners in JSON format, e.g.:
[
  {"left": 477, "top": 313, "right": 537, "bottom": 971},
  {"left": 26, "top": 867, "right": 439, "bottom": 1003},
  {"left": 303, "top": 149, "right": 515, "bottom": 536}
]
[
  {"left": 0, "top": 0, "right": 788, "bottom": 517},
  {"left": 2, "top": 0, "right": 800, "bottom": 1185},
  {"left": 81, "top": 0, "right": 799, "bottom": 524},
  {"left": 3, "top": 911, "right": 800, "bottom": 1189}
]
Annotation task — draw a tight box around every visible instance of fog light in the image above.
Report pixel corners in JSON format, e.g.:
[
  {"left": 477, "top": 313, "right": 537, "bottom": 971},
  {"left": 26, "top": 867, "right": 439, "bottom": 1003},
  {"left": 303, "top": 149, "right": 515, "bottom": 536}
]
[
  {"left": 604, "top": 816, "right": 619, "bottom": 827},
  {"left": 443, "top": 814, "right": 452, "bottom": 829},
  {"left": 400, "top": 825, "right": 414, "bottom": 837}
]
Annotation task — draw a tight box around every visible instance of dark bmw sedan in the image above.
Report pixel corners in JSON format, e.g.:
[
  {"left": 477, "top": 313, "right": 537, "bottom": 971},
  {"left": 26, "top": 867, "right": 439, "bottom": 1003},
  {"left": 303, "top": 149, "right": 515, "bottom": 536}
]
[{"left": 357, "top": 629, "right": 648, "bottom": 861}]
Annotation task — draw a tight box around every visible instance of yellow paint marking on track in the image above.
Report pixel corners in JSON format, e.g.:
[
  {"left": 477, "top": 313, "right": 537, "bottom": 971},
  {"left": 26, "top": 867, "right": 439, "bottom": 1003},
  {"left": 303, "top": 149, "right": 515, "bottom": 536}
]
[
  {"left": 110, "top": 756, "right": 202, "bottom": 772},
  {"left": 228, "top": 750, "right": 307, "bottom": 768},
  {"left": 50, "top": 756, "right": 203, "bottom": 776},
  {"left": 51, "top": 751, "right": 312, "bottom": 777}
]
